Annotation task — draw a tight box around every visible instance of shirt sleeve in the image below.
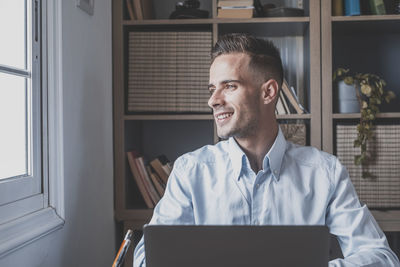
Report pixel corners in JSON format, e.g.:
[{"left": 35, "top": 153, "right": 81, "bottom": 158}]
[
  {"left": 326, "top": 157, "right": 400, "bottom": 267},
  {"left": 133, "top": 157, "right": 195, "bottom": 267}
]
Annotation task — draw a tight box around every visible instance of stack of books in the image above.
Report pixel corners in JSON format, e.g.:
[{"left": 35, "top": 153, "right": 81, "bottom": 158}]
[
  {"left": 128, "top": 31, "right": 212, "bottom": 113},
  {"left": 217, "top": 0, "right": 254, "bottom": 18},
  {"left": 127, "top": 152, "right": 172, "bottom": 208},
  {"left": 275, "top": 79, "right": 306, "bottom": 115}
]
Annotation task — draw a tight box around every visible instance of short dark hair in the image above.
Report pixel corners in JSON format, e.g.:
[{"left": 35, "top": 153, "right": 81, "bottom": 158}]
[{"left": 211, "top": 33, "right": 284, "bottom": 86}]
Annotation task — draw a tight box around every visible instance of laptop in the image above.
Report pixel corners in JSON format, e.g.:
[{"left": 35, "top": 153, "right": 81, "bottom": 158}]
[{"left": 143, "top": 225, "right": 329, "bottom": 267}]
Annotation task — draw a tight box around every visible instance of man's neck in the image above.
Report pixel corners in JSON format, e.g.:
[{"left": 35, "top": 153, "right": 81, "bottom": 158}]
[{"left": 235, "top": 122, "right": 279, "bottom": 173}]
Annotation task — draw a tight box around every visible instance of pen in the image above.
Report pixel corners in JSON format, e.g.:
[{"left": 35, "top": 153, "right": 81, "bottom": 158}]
[{"left": 112, "top": 229, "right": 133, "bottom": 267}]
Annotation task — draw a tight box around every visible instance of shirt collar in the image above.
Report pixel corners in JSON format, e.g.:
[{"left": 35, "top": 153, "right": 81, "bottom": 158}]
[
  {"left": 266, "top": 127, "right": 287, "bottom": 181},
  {"left": 227, "top": 126, "right": 287, "bottom": 182}
]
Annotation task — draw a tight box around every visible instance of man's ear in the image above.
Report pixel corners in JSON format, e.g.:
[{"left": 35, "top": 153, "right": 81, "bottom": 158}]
[{"left": 261, "top": 79, "right": 279, "bottom": 105}]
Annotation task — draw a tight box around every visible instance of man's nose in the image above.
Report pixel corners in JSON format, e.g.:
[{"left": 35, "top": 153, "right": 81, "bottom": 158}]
[{"left": 208, "top": 89, "right": 224, "bottom": 109}]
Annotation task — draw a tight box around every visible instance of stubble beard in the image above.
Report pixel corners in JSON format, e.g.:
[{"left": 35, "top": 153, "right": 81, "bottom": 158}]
[{"left": 217, "top": 115, "right": 259, "bottom": 140}]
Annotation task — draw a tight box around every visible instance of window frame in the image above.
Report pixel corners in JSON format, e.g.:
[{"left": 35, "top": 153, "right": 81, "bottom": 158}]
[
  {"left": 0, "top": 0, "right": 41, "bottom": 209},
  {"left": 0, "top": 0, "right": 64, "bottom": 257}
]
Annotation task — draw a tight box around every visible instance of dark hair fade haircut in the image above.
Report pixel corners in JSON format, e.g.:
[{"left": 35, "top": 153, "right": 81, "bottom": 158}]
[{"left": 211, "top": 33, "right": 284, "bottom": 87}]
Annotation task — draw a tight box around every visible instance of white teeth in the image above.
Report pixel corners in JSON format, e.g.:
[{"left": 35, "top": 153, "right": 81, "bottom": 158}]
[{"left": 216, "top": 113, "right": 233, "bottom": 120}]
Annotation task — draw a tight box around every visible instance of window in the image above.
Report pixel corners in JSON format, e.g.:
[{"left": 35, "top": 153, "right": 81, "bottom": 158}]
[
  {"left": 0, "top": 0, "right": 64, "bottom": 257},
  {"left": 0, "top": 0, "right": 43, "bottom": 224}
]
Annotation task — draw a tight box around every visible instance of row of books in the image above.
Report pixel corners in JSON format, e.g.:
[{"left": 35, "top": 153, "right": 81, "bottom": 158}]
[
  {"left": 217, "top": 0, "right": 254, "bottom": 19},
  {"left": 275, "top": 79, "right": 305, "bottom": 115},
  {"left": 125, "top": 0, "right": 154, "bottom": 20},
  {"left": 128, "top": 31, "right": 212, "bottom": 113},
  {"left": 332, "top": 0, "right": 390, "bottom": 16},
  {"left": 127, "top": 152, "right": 172, "bottom": 208}
]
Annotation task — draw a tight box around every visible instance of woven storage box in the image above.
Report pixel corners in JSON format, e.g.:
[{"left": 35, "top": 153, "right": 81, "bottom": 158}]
[
  {"left": 128, "top": 31, "right": 212, "bottom": 113},
  {"left": 336, "top": 125, "right": 400, "bottom": 208},
  {"left": 281, "top": 123, "right": 306, "bottom": 146}
]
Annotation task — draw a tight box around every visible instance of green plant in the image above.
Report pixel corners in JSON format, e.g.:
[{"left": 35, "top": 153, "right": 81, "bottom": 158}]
[{"left": 333, "top": 68, "right": 396, "bottom": 178}]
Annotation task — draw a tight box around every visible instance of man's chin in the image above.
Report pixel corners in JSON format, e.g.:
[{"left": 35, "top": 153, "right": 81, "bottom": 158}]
[{"left": 217, "top": 128, "right": 234, "bottom": 140}]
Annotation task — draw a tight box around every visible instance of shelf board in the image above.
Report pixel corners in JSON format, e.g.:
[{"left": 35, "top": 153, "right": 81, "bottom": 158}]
[
  {"left": 122, "top": 17, "right": 309, "bottom": 26},
  {"left": 277, "top": 113, "right": 311, "bottom": 119},
  {"left": 332, "top": 14, "right": 400, "bottom": 22},
  {"left": 115, "top": 209, "right": 400, "bottom": 231},
  {"left": 124, "top": 114, "right": 213, "bottom": 120},
  {"left": 332, "top": 112, "right": 400, "bottom": 119}
]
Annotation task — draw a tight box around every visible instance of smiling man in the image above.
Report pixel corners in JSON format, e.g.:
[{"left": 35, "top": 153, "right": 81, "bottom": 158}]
[{"left": 133, "top": 33, "right": 399, "bottom": 267}]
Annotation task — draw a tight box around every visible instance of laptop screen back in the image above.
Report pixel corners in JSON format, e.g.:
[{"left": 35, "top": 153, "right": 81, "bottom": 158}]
[{"left": 144, "top": 225, "right": 329, "bottom": 267}]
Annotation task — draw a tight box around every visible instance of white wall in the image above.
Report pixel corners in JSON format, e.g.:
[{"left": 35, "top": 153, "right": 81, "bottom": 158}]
[{"left": 0, "top": 0, "right": 115, "bottom": 266}]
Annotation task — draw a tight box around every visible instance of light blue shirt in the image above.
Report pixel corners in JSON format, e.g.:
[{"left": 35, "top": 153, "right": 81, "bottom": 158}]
[{"left": 134, "top": 128, "right": 399, "bottom": 267}]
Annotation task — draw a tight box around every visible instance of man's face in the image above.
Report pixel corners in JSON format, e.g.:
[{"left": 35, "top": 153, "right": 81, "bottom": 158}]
[{"left": 208, "top": 53, "right": 264, "bottom": 139}]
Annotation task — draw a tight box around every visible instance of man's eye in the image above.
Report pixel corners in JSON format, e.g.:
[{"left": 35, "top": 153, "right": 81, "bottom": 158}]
[{"left": 225, "top": 83, "right": 236, "bottom": 89}]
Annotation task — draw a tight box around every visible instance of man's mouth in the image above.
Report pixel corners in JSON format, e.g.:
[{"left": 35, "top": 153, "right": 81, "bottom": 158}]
[{"left": 215, "top": 112, "right": 234, "bottom": 122}]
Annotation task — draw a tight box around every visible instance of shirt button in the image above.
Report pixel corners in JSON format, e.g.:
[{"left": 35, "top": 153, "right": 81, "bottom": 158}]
[
  {"left": 256, "top": 183, "right": 260, "bottom": 189},
  {"left": 273, "top": 170, "right": 278, "bottom": 175}
]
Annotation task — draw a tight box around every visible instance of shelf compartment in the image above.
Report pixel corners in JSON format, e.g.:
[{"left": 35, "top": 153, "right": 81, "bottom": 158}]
[
  {"left": 332, "top": 17, "right": 400, "bottom": 34},
  {"left": 124, "top": 120, "right": 214, "bottom": 209},
  {"left": 332, "top": 23, "right": 400, "bottom": 113}
]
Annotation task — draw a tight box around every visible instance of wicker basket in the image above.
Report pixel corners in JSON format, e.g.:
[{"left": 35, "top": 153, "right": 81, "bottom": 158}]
[
  {"left": 336, "top": 125, "right": 400, "bottom": 208},
  {"left": 281, "top": 123, "right": 307, "bottom": 146}
]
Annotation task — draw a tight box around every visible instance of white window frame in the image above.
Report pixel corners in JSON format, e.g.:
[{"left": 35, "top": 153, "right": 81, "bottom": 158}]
[{"left": 0, "top": 0, "right": 64, "bottom": 257}]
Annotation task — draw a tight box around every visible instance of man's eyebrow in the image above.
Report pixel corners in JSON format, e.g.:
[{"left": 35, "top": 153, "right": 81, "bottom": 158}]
[{"left": 208, "top": 80, "right": 241, "bottom": 89}]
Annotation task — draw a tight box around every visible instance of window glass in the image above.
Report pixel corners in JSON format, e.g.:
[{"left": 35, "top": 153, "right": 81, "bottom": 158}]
[
  {"left": 0, "top": 0, "right": 27, "bottom": 70},
  {"left": 0, "top": 72, "right": 28, "bottom": 179}
]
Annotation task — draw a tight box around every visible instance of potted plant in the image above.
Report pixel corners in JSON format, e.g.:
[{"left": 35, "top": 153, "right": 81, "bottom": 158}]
[{"left": 333, "top": 68, "right": 396, "bottom": 178}]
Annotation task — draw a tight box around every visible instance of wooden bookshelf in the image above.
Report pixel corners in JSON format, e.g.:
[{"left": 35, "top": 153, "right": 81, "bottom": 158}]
[
  {"left": 113, "top": 0, "right": 321, "bottom": 230},
  {"left": 112, "top": 0, "right": 400, "bottom": 264},
  {"left": 321, "top": 0, "right": 400, "bottom": 233}
]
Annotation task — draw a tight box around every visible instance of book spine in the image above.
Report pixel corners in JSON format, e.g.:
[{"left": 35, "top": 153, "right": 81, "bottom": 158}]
[
  {"left": 126, "top": 152, "right": 154, "bottom": 208},
  {"left": 126, "top": 0, "right": 135, "bottom": 20},
  {"left": 369, "top": 0, "right": 386, "bottom": 15},
  {"left": 137, "top": 157, "right": 161, "bottom": 204},
  {"left": 345, "top": 0, "right": 361, "bottom": 16},
  {"left": 281, "top": 80, "right": 304, "bottom": 114},
  {"left": 332, "top": 0, "right": 344, "bottom": 16}
]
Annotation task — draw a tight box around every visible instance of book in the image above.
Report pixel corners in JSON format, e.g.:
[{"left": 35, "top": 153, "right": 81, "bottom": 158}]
[
  {"left": 146, "top": 166, "right": 166, "bottom": 197},
  {"left": 140, "top": 0, "right": 154, "bottom": 19},
  {"left": 150, "top": 156, "right": 171, "bottom": 184},
  {"left": 217, "top": 7, "right": 254, "bottom": 18},
  {"left": 218, "top": 0, "right": 254, "bottom": 8},
  {"left": 369, "top": 0, "right": 386, "bottom": 15},
  {"left": 344, "top": 0, "right": 361, "bottom": 16},
  {"left": 136, "top": 157, "right": 161, "bottom": 204},
  {"left": 126, "top": 0, "right": 135, "bottom": 20},
  {"left": 126, "top": 151, "right": 154, "bottom": 208},
  {"left": 332, "top": 0, "right": 344, "bottom": 16},
  {"left": 280, "top": 90, "right": 291, "bottom": 114},
  {"left": 133, "top": 0, "right": 143, "bottom": 20},
  {"left": 276, "top": 95, "right": 287, "bottom": 115},
  {"left": 281, "top": 80, "right": 304, "bottom": 114}
]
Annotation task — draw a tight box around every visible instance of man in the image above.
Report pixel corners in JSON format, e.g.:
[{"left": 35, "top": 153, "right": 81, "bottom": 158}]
[{"left": 134, "top": 33, "right": 399, "bottom": 266}]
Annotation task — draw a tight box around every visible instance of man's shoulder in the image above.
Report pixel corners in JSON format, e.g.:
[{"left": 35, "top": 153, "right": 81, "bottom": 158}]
[
  {"left": 175, "top": 140, "right": 230, "bottom": 166},
  {"left": 285, "top": 141, "right": 337, "bottom": 170}
]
